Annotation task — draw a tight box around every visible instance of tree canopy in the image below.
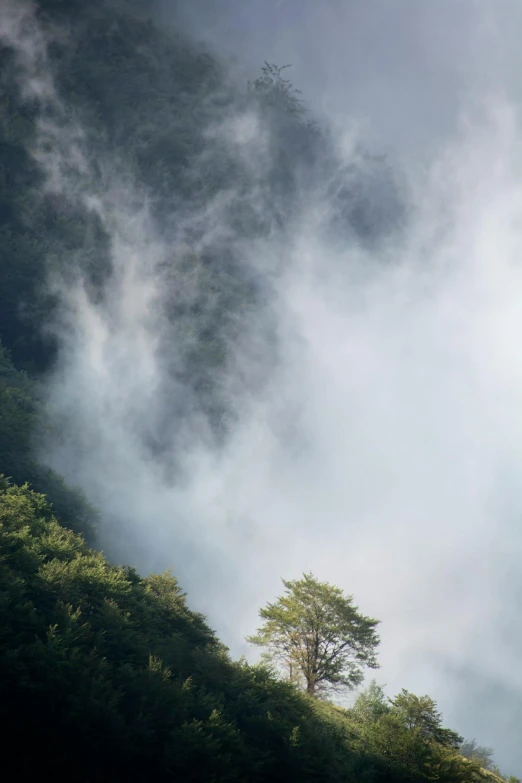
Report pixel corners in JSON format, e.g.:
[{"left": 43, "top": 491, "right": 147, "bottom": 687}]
[
  {"left": 391, "top": 689, "right": 463, "bottom": 749},
  {"left": 351, "top": 679, "right": 390, "bottom": 723},
  {"left": 461, "top": 739, "right": 498, "bottom": 771},
  {"left": 247, "top": 572, "right": 380, "bottom": 696}
]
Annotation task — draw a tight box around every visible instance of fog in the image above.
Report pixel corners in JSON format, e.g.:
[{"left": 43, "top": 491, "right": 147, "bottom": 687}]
[
  {"left": 160, "top": 0, "right": 522, "bottom": 161},
  {"left": 2, "top": 0, "right": 522, "bottom": 773}
]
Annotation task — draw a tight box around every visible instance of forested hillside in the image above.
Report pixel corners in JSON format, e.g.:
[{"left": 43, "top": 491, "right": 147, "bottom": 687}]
[
  {"left": 0, "top": 0, "right": 516, "bottom": 780},
  {"left": 0, "top": 479, "right": 497, "bottom": 782}
]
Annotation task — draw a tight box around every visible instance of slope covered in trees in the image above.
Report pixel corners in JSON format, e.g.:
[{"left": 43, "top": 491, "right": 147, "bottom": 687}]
[
  {"left": 0, "top": 0, "right": 516, "bottom": 780},
  {"left": 0, "top": 479, "right": 492, "bottom": 782}
]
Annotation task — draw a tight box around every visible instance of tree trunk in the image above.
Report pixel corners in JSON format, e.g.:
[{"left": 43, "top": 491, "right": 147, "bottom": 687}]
[{"left": 306, "top": 674, "right": 317, "bottom": 695}]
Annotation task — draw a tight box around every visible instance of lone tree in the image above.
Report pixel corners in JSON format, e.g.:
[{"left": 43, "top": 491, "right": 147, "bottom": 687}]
[{"left": 247, "top": 572, "right": 380, "bottom": 697}]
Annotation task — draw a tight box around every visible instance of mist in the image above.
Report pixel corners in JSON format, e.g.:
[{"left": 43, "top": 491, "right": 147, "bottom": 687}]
[
  {"left": 158, "top": 0, "right": 522, "bottom": 161},
  {"left": 2, "top": 0, "right": 522, "bottom": 774}
]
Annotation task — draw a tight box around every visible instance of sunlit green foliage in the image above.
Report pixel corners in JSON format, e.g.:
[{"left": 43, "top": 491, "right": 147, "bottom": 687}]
[{"left": 247, "top": 572, "right": 380, "bottom": 696}]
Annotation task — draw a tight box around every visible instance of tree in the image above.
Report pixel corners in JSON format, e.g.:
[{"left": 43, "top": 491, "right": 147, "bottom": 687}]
[
  {"left": 391, "top": 690, "right": 463, "bottom": 749},
  {"left": 247, "top": 572, "right": 380, "bottom": 697},
  {"left": 248, "top": 62, "right": 307, "bottom": 119},
  {"left": 351, "top": 679, "right": 390, "bottom": 723},
  {"left": 359, "top": 691, "right": 476, "bottom": 783},
  {"left": 460, "top": 739, "right": 494, "bottom": 770}
]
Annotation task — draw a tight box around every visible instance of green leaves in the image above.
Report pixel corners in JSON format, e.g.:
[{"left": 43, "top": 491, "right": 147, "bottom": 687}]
[
  {"left": 347, "top": 685, "right": 483, "bottom": 783},
  {"left": 352, "top": 680, "right": 390, "bottom": 724},
  {"left": 247, "top": 571, "right": 380, "bottom": 696},
  {"left": 391, "top": 690, "right": 463, "bottom": 749}
]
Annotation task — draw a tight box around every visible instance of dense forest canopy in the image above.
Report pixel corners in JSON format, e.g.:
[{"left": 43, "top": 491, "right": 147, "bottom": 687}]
[{"left": 0, "top": 0, "right": 519, "bottom": 780}]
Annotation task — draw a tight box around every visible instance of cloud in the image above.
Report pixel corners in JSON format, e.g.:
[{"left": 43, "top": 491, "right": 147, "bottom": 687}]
[
  {"left": 157, "top": 0, "right": 522, "bottom": 162},
  {"left": 3, "top": 0, "right": 522, "bottom": 774}
]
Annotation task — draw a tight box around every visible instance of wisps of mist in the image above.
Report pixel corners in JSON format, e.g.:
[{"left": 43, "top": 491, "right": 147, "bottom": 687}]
[{"left": 2, "top": 0, "right": 522, "bottom": 773}]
